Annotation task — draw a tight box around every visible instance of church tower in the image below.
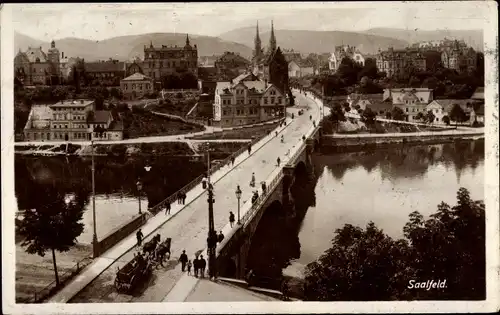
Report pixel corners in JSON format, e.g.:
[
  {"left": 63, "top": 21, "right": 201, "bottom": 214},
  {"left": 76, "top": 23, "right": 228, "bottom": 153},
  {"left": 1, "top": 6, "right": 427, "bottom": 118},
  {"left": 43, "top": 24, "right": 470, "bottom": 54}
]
[
  {"left": 253, "top": 22, "right": 263, "bottom": 65},
  {"left": 47, "top": 40, "right": 61, "bottom": 79},
  {"left": 268, "top": 20, "right": 277, "bottom": 54}
]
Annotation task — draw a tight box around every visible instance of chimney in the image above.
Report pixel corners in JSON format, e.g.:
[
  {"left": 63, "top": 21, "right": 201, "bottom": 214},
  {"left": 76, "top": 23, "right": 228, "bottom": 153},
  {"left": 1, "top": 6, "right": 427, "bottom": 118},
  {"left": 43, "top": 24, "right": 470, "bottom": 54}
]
[
  {"left": 62, "top": 52, "right": 64, "bottom": 59},
  {"left": 80, "top": 100, "right": 84, "bottom": 104}
]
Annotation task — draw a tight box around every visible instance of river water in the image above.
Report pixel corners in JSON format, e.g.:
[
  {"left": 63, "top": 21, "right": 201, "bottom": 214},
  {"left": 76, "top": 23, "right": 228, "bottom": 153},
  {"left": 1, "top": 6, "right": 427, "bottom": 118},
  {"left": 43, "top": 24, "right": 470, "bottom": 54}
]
[
  {"left": 15, "top": 155, "right": 207, "bottom": 244},
  {"left": 245, "top": 139, "right": 484, "bottom": 283}
]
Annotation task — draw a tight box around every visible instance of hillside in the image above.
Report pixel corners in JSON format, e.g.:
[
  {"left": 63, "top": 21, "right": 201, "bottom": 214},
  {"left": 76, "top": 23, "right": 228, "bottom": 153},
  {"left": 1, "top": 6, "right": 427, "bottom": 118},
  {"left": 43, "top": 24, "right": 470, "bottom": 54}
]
[
  {"left": 219, "top": 27, "right": 409, "bottom": 55},
  {"left": 14, "top": 32, "right": 253, "bottom": 61},
  {"left": 363, "top": 28, "right": 484, "bottom": 51}
]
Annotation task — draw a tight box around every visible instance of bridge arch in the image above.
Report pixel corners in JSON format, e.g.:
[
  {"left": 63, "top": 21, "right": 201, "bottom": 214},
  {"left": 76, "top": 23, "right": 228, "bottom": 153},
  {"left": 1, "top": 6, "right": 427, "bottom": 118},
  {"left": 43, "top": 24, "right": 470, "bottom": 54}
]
[{"left": 295, "top": 161, "right": 308, "bottom": 179}]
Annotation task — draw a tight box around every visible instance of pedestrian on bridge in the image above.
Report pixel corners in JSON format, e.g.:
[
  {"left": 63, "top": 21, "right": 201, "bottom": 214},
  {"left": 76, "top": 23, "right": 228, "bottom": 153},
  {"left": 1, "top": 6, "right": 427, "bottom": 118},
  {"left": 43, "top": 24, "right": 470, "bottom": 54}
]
[
  {"left": 199, "top": 255, "right": 207, "bottom": 278},
  {"left": 176, "top": 193, "right": 182, "bottom": 205},
  {"left": 275, "top": 131, "right": 278, "bottom": 137},
  {"left": 202, "top": 176, "right": 208, "bottom": 189},
  {"left": 193, "top": 256, "right": 200, "bottom": 277},
  {"left": 165, "top": 201, "right": 171, "bottom": 215},
  {"left": 313, "top": 120, "right": 316, "bottom": 127},
  {"left": 310, "top": 115, "right": 312, "bottom": 120},
  {"left": 231, "top": 156, "right": 235, "bottom": 166},
  {"left": 136, "top": 229, "right": 144, "bottom": 247},
  {"left": 217, "top": 231, "right": 225, "bottom": 243},
  {"left": 248, "top": 144, "right": 252, "bottom": 155},
  {"left": 187, "top": 260, "right": 192, "bottom": 276},
  {"left": 179, "top": 250, "right": 188, "bottom": 272},
  {"left": 229, "top": 211, "right": 235, "bottom": 228},
  {"left": 277, "top": 157, "right": 281, "bottom": 166},
  {"left": 181, "top": 191, "right": 187, "bottom": 205}
]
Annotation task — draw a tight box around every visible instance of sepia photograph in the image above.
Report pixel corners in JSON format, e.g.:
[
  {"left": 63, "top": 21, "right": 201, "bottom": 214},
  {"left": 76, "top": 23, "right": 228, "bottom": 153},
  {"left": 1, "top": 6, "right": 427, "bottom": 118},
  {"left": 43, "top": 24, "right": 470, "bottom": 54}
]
[{"left": 1, "top": 2, "right": 499, "bottom": 314}]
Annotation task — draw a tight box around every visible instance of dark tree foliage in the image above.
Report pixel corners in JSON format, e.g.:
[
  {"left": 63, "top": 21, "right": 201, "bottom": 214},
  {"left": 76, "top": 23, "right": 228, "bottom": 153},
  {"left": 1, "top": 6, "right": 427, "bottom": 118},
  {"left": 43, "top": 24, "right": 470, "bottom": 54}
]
[
  {"left": 361, "top": 107, "right": 377, "bottom": 125},
  {"left": 391, "top": 106, "right": 407, "bottom": 121},
  {"left": 304, "top": 188, "right": 485, "bottom": 301},
  {"left": 16, "top": 184, "right": 85, "bottom": 285},
  {"left": 449, "top": 104, "right": 467, "bottom": 127}
]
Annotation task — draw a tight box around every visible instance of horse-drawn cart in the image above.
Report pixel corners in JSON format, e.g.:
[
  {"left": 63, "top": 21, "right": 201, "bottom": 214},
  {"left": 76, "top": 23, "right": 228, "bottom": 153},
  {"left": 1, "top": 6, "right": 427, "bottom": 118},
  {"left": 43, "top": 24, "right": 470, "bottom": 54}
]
[{"left": 114, "top": 254, "right": 153, "bottom": 294}]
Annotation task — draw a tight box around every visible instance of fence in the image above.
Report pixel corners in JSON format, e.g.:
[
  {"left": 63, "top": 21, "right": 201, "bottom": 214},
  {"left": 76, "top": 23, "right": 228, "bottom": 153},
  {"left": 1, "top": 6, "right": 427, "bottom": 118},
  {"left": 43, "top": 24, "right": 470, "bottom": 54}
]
[
  {"left": 147, "top": 125, "right": 273, "bottom": 215},
  {"left": 26, "top": 256, "right": 93, "bottom": 303}
]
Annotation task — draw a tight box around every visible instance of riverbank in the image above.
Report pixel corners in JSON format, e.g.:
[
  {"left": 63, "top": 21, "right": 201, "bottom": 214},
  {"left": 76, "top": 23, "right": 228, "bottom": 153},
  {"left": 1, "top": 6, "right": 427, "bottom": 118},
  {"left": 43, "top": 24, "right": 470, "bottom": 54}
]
[
  {"left": 14, "top": 141, "right": 248, "bottom": 158},
  {"left": 320, "top": 130, "right": 484, "bottom": 153}
]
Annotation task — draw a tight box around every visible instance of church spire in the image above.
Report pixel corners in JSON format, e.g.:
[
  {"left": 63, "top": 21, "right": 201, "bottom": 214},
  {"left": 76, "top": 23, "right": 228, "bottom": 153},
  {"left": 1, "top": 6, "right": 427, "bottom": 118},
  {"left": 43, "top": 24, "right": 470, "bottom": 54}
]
[
  {"left": 186, "top": 33, "right": 190, "bottom": 46},
  {"left": 253, "top": 21, "right": 263, "bottom": 63},
  {"left": 269, "top": 20, "right": 277, "bottom": 53}
]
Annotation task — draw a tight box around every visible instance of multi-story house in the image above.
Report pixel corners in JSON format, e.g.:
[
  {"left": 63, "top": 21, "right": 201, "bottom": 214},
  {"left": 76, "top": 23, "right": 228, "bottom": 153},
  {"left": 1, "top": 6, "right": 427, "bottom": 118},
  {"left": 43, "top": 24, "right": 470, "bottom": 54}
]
[
  {"left": 376, "top": 48, "right": 430, "bottom": 78},
  {"left": 383, "top": 88, "right": 434, "bottom": 122},
  {"left": 329, "top": 45, "right": 365, "bottom": 71},
  {"left": 23, "top": 99, "right": 123, "bottom": 142},
  {"left": 213, "top": 72, "right": 288, "bottom": 127},
  {"left": 142, "top": 34, "right": 198, "bottom": 85},
  {"left": 85, "top": 59, "right": 127, "bottom": 86},
  {"left": 14, "top": 40, "right": 62, "bottom": 86},
  {"left": 120, "top": 73, "right": 155, "bottom": 100},
  {"left": 288, "top": 60, "right": 314, "bottom": 78}
]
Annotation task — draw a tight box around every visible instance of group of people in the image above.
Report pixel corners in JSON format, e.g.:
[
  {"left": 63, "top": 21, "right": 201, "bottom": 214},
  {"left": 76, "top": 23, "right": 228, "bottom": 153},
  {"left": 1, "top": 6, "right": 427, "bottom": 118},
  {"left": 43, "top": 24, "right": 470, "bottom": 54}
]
[
  {"left": 176, "top": 191, "right": 187, "bottom": 205},
  {"left": 179, "top": 250, "right": 207, "bottom": 278}
]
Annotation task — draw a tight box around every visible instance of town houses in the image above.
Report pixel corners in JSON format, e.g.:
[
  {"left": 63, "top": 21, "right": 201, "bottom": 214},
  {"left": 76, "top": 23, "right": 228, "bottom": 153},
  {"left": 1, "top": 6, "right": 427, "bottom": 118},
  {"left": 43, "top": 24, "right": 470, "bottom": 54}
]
[
  {"left": 15, "top": 40, "right": 63, "bottom": 85},
  {"left": 329, "top": 45, "right": 365, "bottom": 71},
  {"left": 23, "top": 99, "right": 123, "bottom": 142}
]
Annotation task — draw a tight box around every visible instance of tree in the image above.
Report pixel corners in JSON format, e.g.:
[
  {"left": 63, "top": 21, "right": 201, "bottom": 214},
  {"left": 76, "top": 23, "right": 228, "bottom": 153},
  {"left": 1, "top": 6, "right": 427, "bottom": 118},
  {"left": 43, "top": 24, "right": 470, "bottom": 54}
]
[
  {"left": 442, "top": 115, "right": 450, "bottom": 125},
  {"left": 415, "top": 112, "right": 425, "bottom": 122},
  {"left": 425, "top": 110, "right": 435, "bottom": 125},
  {"left": 358, "top": 58, "right": 378, "bottom": 80},
  {"left": 16, "top": 184, "right": 85, "bottom": 286},
  {"left": 449, "top": 104, "right": 467, "bottom": 128},
  {"left": 305, "top": 187, "right": 485, "bottom": 301},
  {"left": 328, "top": 104, "right": 346, "bottom": 132},
  {"left": 361, "top": 107, "right": 377, "bottom": 125},
  {"left": 391, "top": 106, "right": 406, "bottom": 121}
]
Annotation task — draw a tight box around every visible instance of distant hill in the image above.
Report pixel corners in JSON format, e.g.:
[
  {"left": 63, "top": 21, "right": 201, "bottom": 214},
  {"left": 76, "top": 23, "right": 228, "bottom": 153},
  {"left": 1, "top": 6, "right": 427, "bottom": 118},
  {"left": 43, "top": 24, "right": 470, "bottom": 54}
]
[
  {"left": 219, "top": 27, "right": 409, "bottom": 55},
  {"left": 363, "top": 28, "right": 484, "bottom": 51},
  {"left": 14, "top": 31, "right": 253, "bottom": 62}
]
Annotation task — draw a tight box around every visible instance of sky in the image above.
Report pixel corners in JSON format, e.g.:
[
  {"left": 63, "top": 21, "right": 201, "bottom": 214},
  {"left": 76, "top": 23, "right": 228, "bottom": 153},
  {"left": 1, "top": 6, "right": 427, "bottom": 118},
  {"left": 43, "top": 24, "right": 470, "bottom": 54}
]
[{"left": 10, "top": 2, "right": 491, "bottom": 42}]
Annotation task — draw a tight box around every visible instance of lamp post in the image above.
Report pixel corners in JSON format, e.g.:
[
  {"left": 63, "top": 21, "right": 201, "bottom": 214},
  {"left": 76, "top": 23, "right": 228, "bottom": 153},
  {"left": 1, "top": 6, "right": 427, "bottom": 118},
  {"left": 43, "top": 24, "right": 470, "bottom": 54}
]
[
  {"left": 205, "top": 142, "right": 217, "bottom": 279},
  {"left": 90, "top": 138, "right": 98, "bottom": 257},
  {"left": 235, "top": 185, "right": 242, "bottom": 224},
  {"left": 136, "top": 180, "right": 143, "bottom": 214}
]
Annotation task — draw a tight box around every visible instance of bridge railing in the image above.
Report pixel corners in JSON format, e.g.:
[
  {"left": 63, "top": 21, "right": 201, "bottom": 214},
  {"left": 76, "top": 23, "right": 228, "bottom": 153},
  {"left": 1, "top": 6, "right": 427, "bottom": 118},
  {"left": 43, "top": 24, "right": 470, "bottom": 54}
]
[
  {"left": 148, "top": 132, "right": 264, "bottom": 215},
  {"left": 240, "top": 168, "right": 284, "bottom": 227}
]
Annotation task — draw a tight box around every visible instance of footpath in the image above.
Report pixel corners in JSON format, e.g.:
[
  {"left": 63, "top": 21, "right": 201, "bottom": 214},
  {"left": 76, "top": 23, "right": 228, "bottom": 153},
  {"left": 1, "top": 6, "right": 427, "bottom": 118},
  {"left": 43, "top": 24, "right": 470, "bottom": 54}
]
[{"left": 48, "top": 114, "right": 295, "bottom": 303}]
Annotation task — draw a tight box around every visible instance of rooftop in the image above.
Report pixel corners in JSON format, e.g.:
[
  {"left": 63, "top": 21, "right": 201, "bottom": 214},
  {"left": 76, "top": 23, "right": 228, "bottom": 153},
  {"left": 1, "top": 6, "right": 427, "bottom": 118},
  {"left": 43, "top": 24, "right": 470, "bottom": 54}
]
[
  {"left": 49, "top": 99, "right": 94, "bottom": 108},
  {"left": 85, "top": 60, "right": 126, "bottom": 73},
  {"left": 122, "top": 73, "right": 152, "bottom": 81},
  {"left": 88, "top": 110, "right": 112, "bottom": 124}
]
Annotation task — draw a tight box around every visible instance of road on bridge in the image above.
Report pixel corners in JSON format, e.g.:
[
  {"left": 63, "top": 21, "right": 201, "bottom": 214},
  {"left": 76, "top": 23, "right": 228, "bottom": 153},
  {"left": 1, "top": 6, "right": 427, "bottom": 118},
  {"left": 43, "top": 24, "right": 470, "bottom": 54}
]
[{"left": 68, "top": 91, "right": 321, "bottom": 303}]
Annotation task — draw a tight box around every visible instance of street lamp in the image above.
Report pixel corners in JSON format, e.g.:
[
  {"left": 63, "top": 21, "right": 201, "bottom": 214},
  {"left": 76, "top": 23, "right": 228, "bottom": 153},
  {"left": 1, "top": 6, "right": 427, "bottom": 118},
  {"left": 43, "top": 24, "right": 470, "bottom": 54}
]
[
  {"left": 235, "top": 185, "right": 242, "bottom": 224},
  {"left": 90, "top": 138, "right": 98, "bottom": 257},
  {"left": 136, "top": 180, "right": 143, "bottom": 214},
  {"left": 206, "top": 143, "right": 217, "bottom": 280}
]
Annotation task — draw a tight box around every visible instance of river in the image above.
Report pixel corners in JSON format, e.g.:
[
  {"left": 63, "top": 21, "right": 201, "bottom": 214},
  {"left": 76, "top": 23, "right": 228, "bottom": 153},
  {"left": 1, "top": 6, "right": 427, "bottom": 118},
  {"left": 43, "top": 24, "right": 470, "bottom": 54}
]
[
  {"left": 15, "top": 154, "right": 208, "bottom": 244},
  {"left": 245, "top": 139, "right": 484, "bottom": 284}
]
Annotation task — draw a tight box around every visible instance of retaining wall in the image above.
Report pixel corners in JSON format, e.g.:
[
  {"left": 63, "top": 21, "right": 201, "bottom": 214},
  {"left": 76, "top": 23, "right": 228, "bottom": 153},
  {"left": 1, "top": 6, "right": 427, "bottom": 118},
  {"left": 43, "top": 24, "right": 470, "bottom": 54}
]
[{"left": 94, "top": 213, "right": 147, "bottom": 257}]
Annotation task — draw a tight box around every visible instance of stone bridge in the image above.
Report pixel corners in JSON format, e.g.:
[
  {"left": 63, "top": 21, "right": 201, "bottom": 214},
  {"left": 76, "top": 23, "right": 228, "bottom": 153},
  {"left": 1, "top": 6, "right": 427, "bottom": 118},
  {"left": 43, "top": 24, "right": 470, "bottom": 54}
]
[{"left": 215, "top": 124, "right": 322, "bottom": 279}]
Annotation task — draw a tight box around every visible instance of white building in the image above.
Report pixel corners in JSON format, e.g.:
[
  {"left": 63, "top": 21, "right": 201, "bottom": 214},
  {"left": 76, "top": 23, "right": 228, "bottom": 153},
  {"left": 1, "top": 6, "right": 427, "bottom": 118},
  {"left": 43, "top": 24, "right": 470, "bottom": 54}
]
[
  {"left": 213, "top": 73, "right": 288, "bottom": 127},
  {"left": 383, "top": 88, "right": 434, "bottom": 122},
  {"left": 329, "top": 45, "right": 365, "bottom": 71}
]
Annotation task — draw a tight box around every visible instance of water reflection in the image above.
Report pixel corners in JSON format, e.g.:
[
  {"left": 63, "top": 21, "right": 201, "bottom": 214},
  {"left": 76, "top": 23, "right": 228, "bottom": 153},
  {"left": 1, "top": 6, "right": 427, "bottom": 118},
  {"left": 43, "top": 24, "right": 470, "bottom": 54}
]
[
  {"left": 246, "top": 140, "right": 484, "bottom": 285},
  {"left": 15, "top": 155, "right": 207, "bottom": 243}
]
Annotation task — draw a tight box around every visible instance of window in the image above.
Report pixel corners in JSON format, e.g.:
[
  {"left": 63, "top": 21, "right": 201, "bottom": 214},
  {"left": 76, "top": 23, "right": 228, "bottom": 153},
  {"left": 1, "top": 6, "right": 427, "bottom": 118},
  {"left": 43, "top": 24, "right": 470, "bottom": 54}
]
[
  {"left": 264, "top": 98, "right": 268, "bottom": 105},
  {"left": 405, "top": 108, "right": 408, "bottom": 112},
  {"left": 277, "top": 97, "right": 281, "bottom": 104},
  {"left": 270, "top": 97, "right": 275, "bottom": 104},
  {"left": 236, "top": 109, "right": 241, "bottom": 115},
  {"left": 132, "top": 84, "right": 136, "bottom": 89},
  {"left": 139, "top": 84, "right": 143, "bottom": 90}
]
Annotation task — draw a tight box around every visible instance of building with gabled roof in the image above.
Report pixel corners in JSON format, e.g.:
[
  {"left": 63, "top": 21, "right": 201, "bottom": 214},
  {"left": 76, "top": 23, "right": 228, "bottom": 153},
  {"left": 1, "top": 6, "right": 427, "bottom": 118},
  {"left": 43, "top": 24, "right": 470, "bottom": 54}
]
[
  {"left": 23, "top": 98, "right": 123, "bottom": 142},
  {"left": 213, "top": 73, "right": 288, "bottom": 127},
  {"left": 120, "top": 73, "right": 155, "bottom": 100},
  {"left": 383, "top": 88, "right": 434, "bottom": 122},
  {"left": 14, "top": 40, "right": 62, "bottom": 86}
]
